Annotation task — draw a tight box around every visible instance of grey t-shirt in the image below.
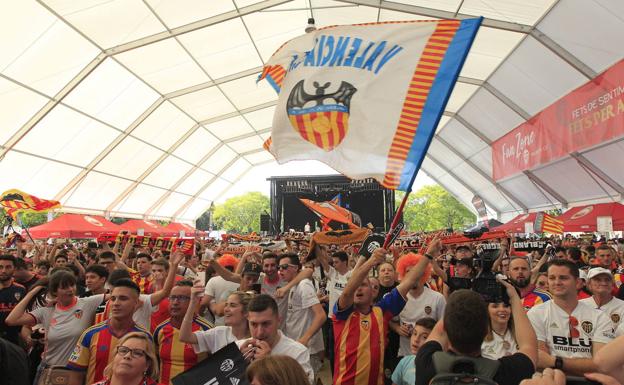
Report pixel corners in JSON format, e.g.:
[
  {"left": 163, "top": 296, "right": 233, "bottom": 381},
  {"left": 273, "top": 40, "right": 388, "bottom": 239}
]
[{"left": 29, "top": 295, "right": 105, "bottom": 366}]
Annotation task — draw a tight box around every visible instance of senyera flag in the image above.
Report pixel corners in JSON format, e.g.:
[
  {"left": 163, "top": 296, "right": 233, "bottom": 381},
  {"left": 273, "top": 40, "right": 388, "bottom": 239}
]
[
  {"left": 260, "top": 18, "right": 482, "bottom": 192},
  {"left": 534, "top": 212, "right": 564, "bottom": 235},
  {"left": 0, "top": 189, "right": 61, "bottom": 219}
]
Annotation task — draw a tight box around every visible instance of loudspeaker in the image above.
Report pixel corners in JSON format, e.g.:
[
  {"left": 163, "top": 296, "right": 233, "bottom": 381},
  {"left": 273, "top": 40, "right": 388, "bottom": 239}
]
[{"left": 260, "top": 214, "right": 271, "bottom": 232}]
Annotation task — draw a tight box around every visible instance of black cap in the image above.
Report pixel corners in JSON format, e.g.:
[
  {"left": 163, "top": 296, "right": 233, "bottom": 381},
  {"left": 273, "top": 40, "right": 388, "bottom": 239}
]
[{"left": 242, "top": 262, "right": 262, "bottom": 276}]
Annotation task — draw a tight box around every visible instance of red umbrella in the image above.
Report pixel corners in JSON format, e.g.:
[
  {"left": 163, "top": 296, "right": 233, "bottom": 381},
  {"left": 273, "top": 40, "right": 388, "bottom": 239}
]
[
  {"left": 25, "top": 213, "right": 120, "bottom": 239},
  {"left": 558, "top": 203, "right": 624, "bottom": 232},
  {"left": 119, "top": 219, "right": 167, "bottom": 237},
  {"left": 162, "top": 222, "right": 202, "bottom": 237},
  {"left": 491, "top": 213, "right": 539, "bottom": 233}
]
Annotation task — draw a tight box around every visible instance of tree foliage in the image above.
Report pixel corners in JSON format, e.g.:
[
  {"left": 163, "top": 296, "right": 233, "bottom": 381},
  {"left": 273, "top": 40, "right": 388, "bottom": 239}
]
[
  {"left": 398, "top": 185, "right": 475, "bottom": 232},
  {"left": 212, "top": 192, "right": 270, "bottom": 233}
]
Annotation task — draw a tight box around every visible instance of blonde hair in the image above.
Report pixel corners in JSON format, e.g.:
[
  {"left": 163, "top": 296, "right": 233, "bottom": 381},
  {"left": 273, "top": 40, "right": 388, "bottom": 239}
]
[
  {"left": 103, "top": 332, "right": 159, "bottom": 381},
  {"left": 246, "top": 355, "right": 310, "bottom": 385}
]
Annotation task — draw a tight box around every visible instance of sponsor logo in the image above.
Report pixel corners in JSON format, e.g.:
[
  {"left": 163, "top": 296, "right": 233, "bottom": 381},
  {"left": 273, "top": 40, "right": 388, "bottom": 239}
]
[
  {"left": 230, "top": 378, "right": 240, "bottom": 385},
  {"left": 204, "top": 379, "right": 219, "bottom": 385},
  {"left": 571, "top": 206, "right": 594, "bottom": 220},
  {"left": 83, "top": 216, "right": 104, "bottom": 227},
  {"left": 550, "top": 322, "right": 559, "bottom": 329}
]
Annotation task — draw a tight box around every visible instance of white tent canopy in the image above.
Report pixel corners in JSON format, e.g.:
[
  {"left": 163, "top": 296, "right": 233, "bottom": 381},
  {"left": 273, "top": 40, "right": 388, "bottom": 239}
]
[{"left": 1, "top": 0, "right": 622, "bottom": 223}]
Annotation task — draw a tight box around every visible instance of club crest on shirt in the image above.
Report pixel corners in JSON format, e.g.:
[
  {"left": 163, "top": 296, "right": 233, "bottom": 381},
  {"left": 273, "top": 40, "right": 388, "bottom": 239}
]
[
  {"left": 424, "top": 306, "right": 432, "bottom": 315},
  {"left": 581, "top": 321, "right": 593, "bottom": 334},
  {"left": 361, "top": 319, "right": 370, "bottom": 330},
  {"left": 74, "top": 309, "right": 83, "bottom": 319},
  {"left": 611, "top": 313, "right": 620, "bottom": 324},
  {"left": 69, "top": 345, "right": 81, "bottom": 361},
  {"left": 14, "top": 292, "right": 21, "bottom": 301}
]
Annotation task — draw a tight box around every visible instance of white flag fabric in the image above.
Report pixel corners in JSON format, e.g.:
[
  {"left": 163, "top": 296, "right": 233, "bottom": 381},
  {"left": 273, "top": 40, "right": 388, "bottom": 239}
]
[{"left": 260, "top": 18, "right": 481, "bottom": 191}]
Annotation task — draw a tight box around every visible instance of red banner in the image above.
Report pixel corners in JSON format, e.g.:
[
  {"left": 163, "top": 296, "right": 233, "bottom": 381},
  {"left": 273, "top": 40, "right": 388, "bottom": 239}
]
[{"left": 492, "top": 59, "right": 624, "bottom": 181}]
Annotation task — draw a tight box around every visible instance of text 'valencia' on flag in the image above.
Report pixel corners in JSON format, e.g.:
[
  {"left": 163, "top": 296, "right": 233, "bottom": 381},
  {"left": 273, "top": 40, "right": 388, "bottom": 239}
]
[
  {"left": 0, "top": 189, "right": 61, "bottom": 219},
  {"left": 259, "top": 18, "right": 482, "bottom": 191}
]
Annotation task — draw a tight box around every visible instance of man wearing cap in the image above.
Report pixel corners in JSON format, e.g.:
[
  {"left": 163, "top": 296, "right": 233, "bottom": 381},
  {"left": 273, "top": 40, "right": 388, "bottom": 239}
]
[
  {"left": 581, "top": 267, "right": 624, "bottom": 333},
  {"left": 443, "top": 257, "right": 474, "bottom": 298},
  {"left": 278, "top": 252, "right": 326, "bottom": 377}
]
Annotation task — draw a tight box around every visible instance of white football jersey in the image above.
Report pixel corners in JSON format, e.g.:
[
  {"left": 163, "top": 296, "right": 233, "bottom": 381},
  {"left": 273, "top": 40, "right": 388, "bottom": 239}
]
[
  {"left": 580, "top": 296, "right": 624, "bottom": 332},
  {"left": 528, "top": 300, "right": 614, "bottom": 359}
]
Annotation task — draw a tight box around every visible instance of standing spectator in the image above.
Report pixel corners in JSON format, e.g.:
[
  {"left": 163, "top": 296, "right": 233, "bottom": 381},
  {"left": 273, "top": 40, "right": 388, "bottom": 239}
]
[
  {"left": 13, "top": 258, "right": 41, "bottom": 292},
  {"left": 6, "top": 270, "right": 106, "bottom": 382},
  {"left": 278, "top": 253, "right": 326, "bottom": 376},
  {"left": 92, "top": 332, "right": 159, "bottom": 385},
  {"left": 239, "top": 294, "right": 314, "bottom": 384},
  {"left": 528, "top": 259, "right": 614, "bottom": 375},
  {"left": 482, "top": 301, "right": 518, "bottom": 359},
  {"left": 0, "top": 255, "right": 27, "bottom": 345},
  {"left": 508, "top": 257, "right": 551, "bottom": 310},
  {"left": 332, "top": 240, "right": 438, "bottom": 385},
  {"left": 133, "top": 253, "right": 154, "bottom": 294},
  {"left": 153, "top": 280, "right": 212, "bottom": 385},
  {"left": 391, "top": 317, "right": 435, "bottom": 385},
  {"left": 392, "top": 253, "right": 445, "bottom": 358},
  {"left": 84, "top": 264, "right": 108, "bottom": 296},
  {"left": 202, "top": 254, "right": 240, "bottom": 325},
  {"left": 66, "top": 279, "right": 152, "bottom": 385},
  {"left": 581, "top": 267, "right": 624, "bottom": 332}
]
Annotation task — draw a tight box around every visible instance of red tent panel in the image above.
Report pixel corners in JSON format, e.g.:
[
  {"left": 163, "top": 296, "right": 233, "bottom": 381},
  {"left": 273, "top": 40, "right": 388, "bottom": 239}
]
[
  {"left": 491, "top": 213, "right": 538, "bottom": 233},
  {"left": 26, "top": 213, "right": 120, "bottom": 239},
  {"left": 119, "top": 219, "right": 167, "bottom": 236},
  {"left": 557, "top": 203, "right": 624, "bottom": 232},
  {"left": 163, "top": 222, "right": 202, "bottom": 237}
]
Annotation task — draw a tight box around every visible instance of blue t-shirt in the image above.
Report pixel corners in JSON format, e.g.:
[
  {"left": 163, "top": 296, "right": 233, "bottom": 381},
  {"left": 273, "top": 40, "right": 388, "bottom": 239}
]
[{"left": 391, "top": 354, "right": 416, "bottom": 385}]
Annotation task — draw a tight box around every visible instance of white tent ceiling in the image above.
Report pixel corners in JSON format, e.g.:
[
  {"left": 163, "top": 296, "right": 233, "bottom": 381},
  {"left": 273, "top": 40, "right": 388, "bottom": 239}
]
[{"left": 1, "top": 0, "right": 623, "bottom": 223}]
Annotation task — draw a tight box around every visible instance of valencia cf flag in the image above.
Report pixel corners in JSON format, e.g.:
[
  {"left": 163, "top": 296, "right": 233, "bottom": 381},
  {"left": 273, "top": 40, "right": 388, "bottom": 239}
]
[
  {"left": 0, "top": 189, "right": 61, "bottom": 219},
  {"left": 172, "top": 342, "right": 249, "bottom": 385}
]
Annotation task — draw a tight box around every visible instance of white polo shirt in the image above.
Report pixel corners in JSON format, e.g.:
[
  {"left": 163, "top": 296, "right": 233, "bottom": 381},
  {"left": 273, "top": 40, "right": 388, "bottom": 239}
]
[{"left": 528, "top": 300, "right": 614, "bottom": 358}]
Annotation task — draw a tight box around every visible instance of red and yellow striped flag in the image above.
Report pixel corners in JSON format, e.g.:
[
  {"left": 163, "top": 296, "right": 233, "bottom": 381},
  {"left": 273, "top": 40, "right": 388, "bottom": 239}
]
[
  {"left": 0, "top": 189, "right": 61, "bottom": 219},
  {"left": 534, "top": 212, "right": 564, "bottom": 234}
]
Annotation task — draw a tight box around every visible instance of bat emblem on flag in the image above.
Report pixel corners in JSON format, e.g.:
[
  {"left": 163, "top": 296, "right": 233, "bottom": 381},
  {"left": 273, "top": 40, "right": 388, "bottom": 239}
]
[{"left": 286, "top": 80, "right": 357, "bottom": 151}]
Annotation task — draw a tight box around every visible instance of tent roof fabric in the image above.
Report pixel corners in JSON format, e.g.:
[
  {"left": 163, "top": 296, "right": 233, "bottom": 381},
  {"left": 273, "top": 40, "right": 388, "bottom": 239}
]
[
  {"left": 119, "top": 219, "right": 167, "bottom": 236},
  {"left": 491, "top": 212, "right": 538, "bottom": 233},
  {"left": 556, "top": 203, "right": 624, "bottom": 232},
  {"left": 26, "top": 213, "right": 120, "bottom": 239},
  {"left": 1, "top": 1, "right": 623, "bottom": 223}
]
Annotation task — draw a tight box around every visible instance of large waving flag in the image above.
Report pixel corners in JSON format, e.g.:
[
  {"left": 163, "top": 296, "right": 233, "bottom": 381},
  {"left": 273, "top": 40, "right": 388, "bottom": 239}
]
[
  {"left": 534, "top": 212, "right": 564, "bottom": 235},
  {"left": 0, "top": 189, "right": 61, "bottom": 219},
  {"left": 260, "top": 18, "right": 482, "bottom": 191},
  {"left": 299, "top": 195, "right": 361, "bottom": 230}
]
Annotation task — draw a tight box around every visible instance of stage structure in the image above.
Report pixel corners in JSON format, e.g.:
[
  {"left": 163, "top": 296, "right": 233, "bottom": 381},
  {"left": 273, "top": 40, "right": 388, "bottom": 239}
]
[{"left": 267, "top": 175, "right": 395, "bottom": 235}]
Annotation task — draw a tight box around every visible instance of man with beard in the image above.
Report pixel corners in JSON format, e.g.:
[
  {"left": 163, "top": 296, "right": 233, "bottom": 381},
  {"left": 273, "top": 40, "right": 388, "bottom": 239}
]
[
  {"left": 0, "top": 255, "right": 27, "bottom": 345},
  {"left": 154, "top": 280, "right": 212, "bottom": 385},
  {"left": 507, "top": 257, "right": 551, "bottom": 310}
]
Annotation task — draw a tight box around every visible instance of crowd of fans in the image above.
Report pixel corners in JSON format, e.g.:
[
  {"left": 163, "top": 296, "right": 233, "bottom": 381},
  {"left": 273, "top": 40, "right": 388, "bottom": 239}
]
[{"left": 1, "top": 232, "right": 624, "bottom": 385}]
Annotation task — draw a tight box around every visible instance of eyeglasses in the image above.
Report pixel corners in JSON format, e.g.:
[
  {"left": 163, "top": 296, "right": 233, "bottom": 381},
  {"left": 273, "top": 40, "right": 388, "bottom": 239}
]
[
  {"left": 116, "top": 345, "right": 147, "bottom": 358},
  {"left": 569, "top": 315, "right": 580, "bottom": 338},
  {"left": 278, "top": 264, "right": 296, "bottom": 270},
  {"left": 168, "top": 295, "right": 191, "bottom": 302}
]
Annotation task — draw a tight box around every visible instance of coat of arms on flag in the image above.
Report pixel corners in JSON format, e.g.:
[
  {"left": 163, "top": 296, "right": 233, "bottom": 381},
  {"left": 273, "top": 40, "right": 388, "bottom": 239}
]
[
  {"left": 0, "top": 189, "right": 61, "bottom": 219},
  {"left": 260, "top": 18, "right": 482, "bottom": 192}
]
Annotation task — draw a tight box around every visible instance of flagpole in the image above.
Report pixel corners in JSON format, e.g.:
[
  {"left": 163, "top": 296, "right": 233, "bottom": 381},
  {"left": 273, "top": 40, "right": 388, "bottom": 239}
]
[
  {"left": 16, "top": 213, "right": 41, "bottom": 254},
  {"left": 383, "top": 190, "right": 410, "bottom": 248}
]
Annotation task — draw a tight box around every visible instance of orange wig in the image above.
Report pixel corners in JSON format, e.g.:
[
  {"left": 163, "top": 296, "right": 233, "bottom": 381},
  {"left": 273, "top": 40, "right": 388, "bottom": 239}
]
[
  {"left": 396, "top": 252, "right": 432, "bottom": 285},
  {"left": 217, "top": 254, "right": 239, "bottom": 269}
]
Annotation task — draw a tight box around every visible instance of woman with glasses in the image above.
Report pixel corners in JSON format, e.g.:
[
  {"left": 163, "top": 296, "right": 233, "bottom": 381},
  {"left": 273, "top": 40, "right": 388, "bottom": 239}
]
[
  {"left": 6, "top": 270, "right": 105, "bottom": 383},
  {"left": 179, "top": 282, "right": 252, "bottom": 354},
  {"left": 92, "top": 332, "right": 159, "bottom": 385}
]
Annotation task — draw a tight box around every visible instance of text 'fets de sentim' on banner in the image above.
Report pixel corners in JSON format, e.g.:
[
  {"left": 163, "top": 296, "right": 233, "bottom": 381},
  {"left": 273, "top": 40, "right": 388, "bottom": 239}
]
[{"left": 259, "top": 18, "right": 482, "bottom": 191}]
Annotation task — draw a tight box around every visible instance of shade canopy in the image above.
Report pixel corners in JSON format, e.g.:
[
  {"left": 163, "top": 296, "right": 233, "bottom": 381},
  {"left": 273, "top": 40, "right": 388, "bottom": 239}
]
[
  {"left": 1, "top": 1, "right": 622, "bottom": 223},
  {"left": 557, "top": 203, "right": 624, "bottom": 232},
  {"left": 162, "top": 222, "right": 203, "bottom": 237},
  {"left": 26, "top": 213, "right": 120, "bottom": 239},
  {"left": 118, "top": 219, "right": 167, "bottom": 236},
  {"left": 490, "top": 212, "right": 539, "bottom": 233}
]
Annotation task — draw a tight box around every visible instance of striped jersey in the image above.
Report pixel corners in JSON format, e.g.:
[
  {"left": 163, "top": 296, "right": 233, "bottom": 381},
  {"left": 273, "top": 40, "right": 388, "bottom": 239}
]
[
  {"left": 332, "top": 288, "right": 406, "bottom": 385},
  {"left": 66, "top": 321, "right": 152, "bottom": 385},
  {"left": 522, "top": 288, "right": 551, "bottom": 311},
  {"left": 154, "top": 316, "right": 213, "bottom": 385}
]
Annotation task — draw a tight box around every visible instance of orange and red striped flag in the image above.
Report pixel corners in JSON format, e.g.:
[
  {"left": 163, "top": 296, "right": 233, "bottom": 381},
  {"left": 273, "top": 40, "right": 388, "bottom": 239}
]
[
  {"left": 0, "top": 189, "right": 61, "bottom": 219},
  {"left": 534, "top": 212, "right": 564, "bottom": 234}
]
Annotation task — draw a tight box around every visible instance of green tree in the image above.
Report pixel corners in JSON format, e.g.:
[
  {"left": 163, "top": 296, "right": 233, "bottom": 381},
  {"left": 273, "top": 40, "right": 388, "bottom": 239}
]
[
  {"left": 398, "top": 185, "right": 475, "bottom": 232},
  {"left": 213, "top": 192, "right": 270, "bottom": 233}
]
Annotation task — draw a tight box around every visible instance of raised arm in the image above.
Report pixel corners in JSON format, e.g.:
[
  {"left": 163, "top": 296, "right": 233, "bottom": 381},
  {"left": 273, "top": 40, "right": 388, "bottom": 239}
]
[
  {"left": 337, "top": 248, "right": 385, "bottom": 311},
  {"left": 6, "top": 286, "right": 45, "bottom": 327},
  {"left": 395, "top": 238, "right": 440, "bottom": 298},
  {"left": 179, "top": 282, "right": 203, "bottom": 345},
  {"left": 150, "top": 251, "right": 183, "bottom": 306}
]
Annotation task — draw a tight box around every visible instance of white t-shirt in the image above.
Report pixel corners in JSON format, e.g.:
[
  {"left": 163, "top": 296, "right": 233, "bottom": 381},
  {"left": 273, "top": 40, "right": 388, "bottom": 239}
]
[
  {"left": 616, "top": 322, "right": 624, "bottom": 337},
  {"left": 580, "top": 296, "right": 624, "bottom": 332},
  {"left": 236, "top": 331, "right": 313, "bottom": 384},
  {"left": 528, "top": 300, "right": 614, "bottom": 359},
  {"left": 133, "top": 293, "right": 157, "bottom": 330},
  {"left": 285, "top": 279, "right": 324, "bottom": 354},
  {"left": 326, "top": 266, "right": 352, "bottom": 317},
  {"left": 396, "top": 287, "right": 446, "bottom": 356},
  {"left": 204, "top": 275, "right": 240, "bottom": 326},
  {"left": 481, "top": 329, "right": 518, "bottom": 360},
  {"left": 260, "top": 274, "right": 289, "bottom": 326},
  {"left": 29, "top": 295, "right": 105, "bottom": 366},
  {"left": 193, "top": 325, "right": 237, "bottom": 354}
]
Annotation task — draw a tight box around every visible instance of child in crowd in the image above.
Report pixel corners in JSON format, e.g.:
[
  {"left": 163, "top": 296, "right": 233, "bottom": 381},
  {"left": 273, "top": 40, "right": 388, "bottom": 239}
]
[{"left": 391, "top": 317, "right": 436, "bottom": 385}]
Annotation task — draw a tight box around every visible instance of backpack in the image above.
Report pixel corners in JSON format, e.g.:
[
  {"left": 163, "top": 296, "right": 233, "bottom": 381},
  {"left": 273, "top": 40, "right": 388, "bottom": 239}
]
[{"left": 429, "top": 351, "right": 501, "bottom": 385}]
